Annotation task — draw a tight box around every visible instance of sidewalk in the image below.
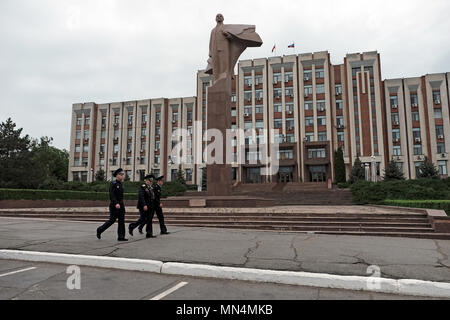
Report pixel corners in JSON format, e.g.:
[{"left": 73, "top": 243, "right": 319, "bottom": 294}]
[{"left": 0, "top": 217, "right": 449, "bottom": 283}]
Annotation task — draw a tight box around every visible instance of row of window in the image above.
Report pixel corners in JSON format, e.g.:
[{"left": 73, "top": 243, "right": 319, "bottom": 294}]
[{"left": 390, "top": 91, "right": 442, "bottom": 108}]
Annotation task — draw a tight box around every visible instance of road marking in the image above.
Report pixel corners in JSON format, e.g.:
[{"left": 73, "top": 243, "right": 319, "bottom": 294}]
[
  {"left": 150, "top": 281, "right": 189, "bottom": 300},
  {"left": 0, "top": 267, "right": 36, "bottom": 278}
]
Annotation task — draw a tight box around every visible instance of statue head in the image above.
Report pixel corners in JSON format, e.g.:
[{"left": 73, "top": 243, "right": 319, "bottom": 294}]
[{"left": 216, "top": 14, "right": 224, "bottom": 24}]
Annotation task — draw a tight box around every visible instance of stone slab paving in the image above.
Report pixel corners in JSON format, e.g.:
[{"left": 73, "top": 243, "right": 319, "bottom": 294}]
[{"left": 0, "top": 216, "right": 449, "bottom": 283}]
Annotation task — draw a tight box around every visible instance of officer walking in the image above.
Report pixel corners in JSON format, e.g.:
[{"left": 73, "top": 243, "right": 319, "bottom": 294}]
[
  {"left": 129, "top": 174, "right": 154, "bottom": 237},
  {"left": 147, "top": 175, "right": 170, "bottom": 237},
  {"left": 96, "top": 168, "right": 128, "bottom": 241}
]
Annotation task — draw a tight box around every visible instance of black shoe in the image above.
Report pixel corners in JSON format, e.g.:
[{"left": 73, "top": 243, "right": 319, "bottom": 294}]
[
  {"left": 128, "top": 225, "right": 133, "bottom": 236},
  {"left": 138, "top": 228, "right": 144, "bottom": 234},
  {"left": 96, "top": 230, "right": 101, "bottom": 239},
  {"left": 161, "top": 231, "right": 170, "bottom": 235},
  {"left": 118, "top": 238, "right": 128, "bottom": 242},
  {"left": 146, "top": 234, "right": 157, "bottom": 238}
]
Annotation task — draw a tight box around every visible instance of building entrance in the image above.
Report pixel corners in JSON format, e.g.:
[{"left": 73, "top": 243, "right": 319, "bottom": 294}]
[
  {"left": 309, "top": 165, "right": 327, "bottom": 182},
  {"left": 278, "top": 166, "right": 294, "bottom": 183},
  {"left": 246, "top": 167, "right": 262, "bottom": 184}
]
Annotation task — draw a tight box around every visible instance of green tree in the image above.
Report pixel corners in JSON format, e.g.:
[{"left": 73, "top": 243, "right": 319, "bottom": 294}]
[
  {"left": 176, "top": 164, "right": 186, "bottom": 185},
  {"left": 418, "top": 156, "right": 439, "bottom": 179},
  {"left": 383, "top": 159, "right": 405, "bottom": 181},
  {"left": 201, "top": 167, "right": 207, "bottom": 191},
  {"left": 31, "top": 136, "right": 69, "bottom": 182},
  {"left": 0, "top": 118, "right": 34, "bottom": 188},
  {"left": 334, "top": 147, "right": 346, "bottom": 183},
  {"left": 95, "top": 168, "right": 106, "bottom": 181},
  {"left": 349, "top": 156, "right": 365, "bottom": 184}
]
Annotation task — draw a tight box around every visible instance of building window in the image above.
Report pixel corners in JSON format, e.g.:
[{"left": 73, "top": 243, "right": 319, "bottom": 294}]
[
  {"left": 434, "top": 108, "right": 443, "bottom": 119},
  {"left": 317, "top": 100, "right": 326, "bottom": 111},
  {"left": 113, "top": 144, "right": 119, "bottom": 153},
  {"left": 99, "top": 158, "right": 105, "bottom": 166},
  {"left": 274, "top": 104, "right": 282, "bottom": 113},
  {"left": 414, "top": 144, "right": 422, "bottom": 155},
  {"left": 74, "top": 158, "right": 80, "bottom": 166},
  {"left": 83, "top": 144, "right": 89, "bottom": 153},
  {"left": 85, "top": 117, "right": 90, "bottom": 125},
  {"left": 392, "top": 129, "right": 400, "bottom": 141},
  {"left": 305, "top": 102, "right": 313, "bottom": 111},
  {"left": 436, "top": 125, "right": 444, "bottom": 138},
  {"left": 336, "top": 100, "right": 343, "bottom": 110},
  {"left": 318, "top": 132, "right": 327, "bottom": 141},
  {"left": 185, "top": 169, "right": 193, "bottom": 182},
  {"left": 285, "top": 87, "right": 294, "bottom": 97},
  {"left": 308, "top": 148, "right": 326, "bottom": 159},
  {"left": 286, "top": 103, "right": 294, "bottom": 113},
  {"left": 81, "top": 172, "right": 88, "bottom": 182},
  {"left": 412, "top": 112, "right": 420, "bottom": 122},
  {"left": 285, "top": 72, "right": 294, "bottom": 83},
  {"left": 410, "top": 94, "right": 418, "bottom": 106},
  {"left": 316, "top": 84, "right": 325, "bottom": 94},
  {"left": 142, "top": 114, "right": 148, "bottom": 123},
  {"left": 304, "top": 85, "right": 313, "bottom": 96},
  {"left": 433, "top": 91, "right": 441, "bottom": 104},
  {"left": 82, "top": 157, "right": 88, "bottom": 166},
  {"left": 390, "top": 96, "right": 398, "bottom": 107},
  {"left": 286, "top": 133, "right": 295, "bottom": 143},
  {"left": 244, "top": 106, "right": 252, "bottom": 115},
  {"left": 305, "top": 132, "right": 314, "bottom": 142},
  {"left": 393, "top": 146, "right": 401, "bottom": 156},
  {"left": 303, "top": 70, "right": 312, "bottom": 80},
  {"left": 114, "top": 115, "right": 120, "bottom": 124},
  {"left": 255, "top": 120, "right": 264, "bottom": 129},
  {"left": 317, "top": 116, "right": 326, "bottom": 126},
  {"left": 391, "top": 113, "right": 399, "bottom": 124},
  {"left": 255, "top": 75, "right": 263, "bottom": 85},
  {"left": 274, "top": 88, "right": 282, "bottom": 99},
  {"left": 315, "top": 68, "right": 324, "bottom": 78},
  {"left": 74, "top": 145, "right": 81, "bottom": 153},
  {"left": 128, "top": 114, "right": 133, "bottom": 125},
  {"left": 255, "top": 90, "right": 263, "bottom": 100},
  {"left": 412, "top": 128, "right": 421, "bottom": 139},
  {"left": 305, "top": 117, "right": 314, "bottom": 127},
  {"left": 337, "top": 132, "right": 344, "bottom": 142},
  {"left": 277, "top": 150, "right": 293, "bottom": 160},
  {"left": 255, "top": 105, "right": 263, "bottom": 114},
  {"left": 244, "top": 121, "right": 253, "bottom": 130},
  {"left": 335, "top": 85, "right": 342, "bottom": 95},
  {"left": 286, "top": 118, "right": 294, "bottom": 130},
  {"left": 75, "top": 130, "right": 81, "bottom": 139},
  {"left": 336, "top": 116, "right": 344, "bottom": 126},
  {"left": 352, "top": 67, "right": 361, "bottom": 77},
  {"left": 438, "top": 161, "right": 447, "bottom": 175},
  {"left": 274, "top": 119, "right": 282, "bottom": 129},
  {"left": 437, "top": 142, "right": 446, "bottom": 154},
  {"left": 76, "top": 117, "right": 82, "bottom": 126},
  {"left": 231, "top": 109, "right": 237, "bottom": 117},
  {"left": 155, "top": 141, "right": 160, "bottom": 150},
  {"left": 273, "top": 73, "right": 281, "bottom": 84},
  {"left": 244, "top": 76, "right": 252, "bottom": 86},
  {"left": 141, "top": 128, "right": 147, "bottom": 137},
  {"left": 154, "top": 155, "right": 160, "bottom": 164},
  {"left": 114, "top": 130, "right": 119, "bottom": 139}
]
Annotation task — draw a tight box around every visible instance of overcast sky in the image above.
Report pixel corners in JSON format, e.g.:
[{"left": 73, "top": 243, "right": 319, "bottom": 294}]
[{"left": 1, "top": 0, "right": 449, "bottom": 150}]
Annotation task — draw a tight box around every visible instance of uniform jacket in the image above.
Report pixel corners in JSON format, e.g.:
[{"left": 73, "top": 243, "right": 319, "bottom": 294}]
[
  {"left": 137, "top": 183, "right": 153, "bottom": 210},
  {"left": 109, "top": 180, "right": 124, "bottom": 206},
  {"left": 153, "top": 184, "right": 162, "bottom": 205}
]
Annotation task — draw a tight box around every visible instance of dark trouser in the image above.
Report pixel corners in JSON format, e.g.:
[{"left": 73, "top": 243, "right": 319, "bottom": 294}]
[
  {"left": 97, "top": 204, "right": 126, "bottom": 239},
  {"left": 146, "top": 204, "right": 167, "bottom": 236},
  {"left": 129, "top": 207, "right": 148, "bottom": 232}
]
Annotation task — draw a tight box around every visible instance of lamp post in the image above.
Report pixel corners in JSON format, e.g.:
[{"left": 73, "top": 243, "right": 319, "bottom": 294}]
[{"left": 371, "top": 156, "right": 377, "bottom": 182}]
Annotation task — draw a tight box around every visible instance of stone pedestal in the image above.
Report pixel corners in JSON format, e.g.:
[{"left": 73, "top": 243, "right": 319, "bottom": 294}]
[{"left": 206, "top": 76, "right": 232, "bottom": 196}]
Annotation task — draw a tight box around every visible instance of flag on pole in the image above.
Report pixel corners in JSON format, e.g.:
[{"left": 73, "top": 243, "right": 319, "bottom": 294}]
[
  {"left": 288, "top": 43, "right": 295, "bottom": 48},
  {"left": 272, "top": 44, "right": 276, "bottom": 53}
]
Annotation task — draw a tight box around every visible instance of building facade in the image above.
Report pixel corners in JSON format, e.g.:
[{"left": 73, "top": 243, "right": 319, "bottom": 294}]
[{"left": 68, "top": 51, "right": 450, "bottom": 184}]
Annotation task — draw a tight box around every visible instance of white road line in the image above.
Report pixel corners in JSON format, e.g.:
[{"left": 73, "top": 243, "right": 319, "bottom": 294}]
[
  {"left": 150, "top": 281, "right": 189, "bottom": 300},
  {"left": 0, "top": 267, "right": 37, "bottom": 278}
]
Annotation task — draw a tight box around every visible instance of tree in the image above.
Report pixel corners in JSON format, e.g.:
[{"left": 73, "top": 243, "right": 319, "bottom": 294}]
[
  {"left": 0, "top": 118, "right": 34, "bottom": 188},
  {"left": 31, "top": 136, "right": 69, "bottom": 182},
  {"left": 95, "top": 168, "right": 106, "bottom": 181},
  {"left": 349, "top": 156, "right": 365, "bottom": 184},
  {"left": 383, "top": 159, "right": 405, "bottom": 181},
  {"left": 176, "top": 164, "right": 186, "bottom": 185},
  {"left": 418, "top": 156, "right": 439, "bottom": 179},
  {"left": 334, "top": 147, "right": 346, "bottom": 183},
  {"left": 201, "top": 167, "right": 207, "bottom": 191}
]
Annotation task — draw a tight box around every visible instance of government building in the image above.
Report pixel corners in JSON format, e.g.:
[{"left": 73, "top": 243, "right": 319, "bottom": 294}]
[{"left": 68, "top": 50, "right": 450, "bottom": 185}]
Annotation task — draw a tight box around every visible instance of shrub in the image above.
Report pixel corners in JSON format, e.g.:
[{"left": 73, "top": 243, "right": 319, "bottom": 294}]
[{"left": 337, "top": 182, "right": 350, "bottom": 189}]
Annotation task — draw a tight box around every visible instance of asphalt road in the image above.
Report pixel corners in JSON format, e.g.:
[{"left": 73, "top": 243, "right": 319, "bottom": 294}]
[
  {"left": 0, "top": 260, "right": 431, "bottom": 300},
  {"left": 1, "top": 217, "right": 450, "bottom": 282}
]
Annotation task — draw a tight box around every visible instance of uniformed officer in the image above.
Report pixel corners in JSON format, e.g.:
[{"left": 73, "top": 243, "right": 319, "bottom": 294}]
[
  {"left": 128, "top": 174, "right": 154, "bottom": 237},
  {"left": 147, "top": 175, "right": 169, "bottom": 237},
  {"left": 96, "top": 168, "right": 128, "bottom": 241}
]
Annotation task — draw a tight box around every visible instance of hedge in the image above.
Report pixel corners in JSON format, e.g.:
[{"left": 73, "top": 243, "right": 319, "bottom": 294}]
[
  {"left": 350, "top": 179, "right": 450, "bottom": 205},
  {"left": 383, "top": 199, "right": 450, "bottom": 215},
  {"left": 0, "top": 182, "right": 189, "bottom": 201}
]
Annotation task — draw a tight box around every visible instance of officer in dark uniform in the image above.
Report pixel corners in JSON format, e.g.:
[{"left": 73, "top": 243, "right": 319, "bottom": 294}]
[
  {"left": 128, "top": 174, "right": 154, "bottom": 237},
  {"left": 147, "top": 175, "right": 169, "bottom": 237},
  {"left": 96, "top": 168, "right": 128, "bottom": 241}
]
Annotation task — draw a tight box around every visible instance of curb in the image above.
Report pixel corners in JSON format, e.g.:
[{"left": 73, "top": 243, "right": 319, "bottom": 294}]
[{"left": 1, "top": 249, "right": 450, "bottom": 298}]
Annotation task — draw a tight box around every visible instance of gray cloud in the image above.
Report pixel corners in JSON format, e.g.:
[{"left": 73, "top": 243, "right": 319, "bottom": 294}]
[{"left": 1, "top": 0, "right": 449, "bottom": 150}]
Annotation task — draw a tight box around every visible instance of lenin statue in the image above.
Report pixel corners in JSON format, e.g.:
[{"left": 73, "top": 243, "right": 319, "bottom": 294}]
[{"left": 206, "top": 14, "right": 263, "bottom": 84}]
